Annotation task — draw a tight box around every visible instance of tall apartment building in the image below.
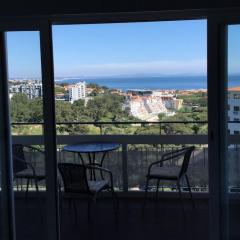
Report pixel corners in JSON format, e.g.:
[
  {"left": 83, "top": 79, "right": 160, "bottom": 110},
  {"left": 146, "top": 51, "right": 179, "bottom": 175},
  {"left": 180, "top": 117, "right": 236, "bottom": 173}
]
[
  {"left": 10, "top": 82, "right": 43, "bottom": 99},
  {"left": 68, "top": 81, "right": 86, "bottom": 103},
  {"left": 228, "top": 87, "right": 240, "bottom": 135}
]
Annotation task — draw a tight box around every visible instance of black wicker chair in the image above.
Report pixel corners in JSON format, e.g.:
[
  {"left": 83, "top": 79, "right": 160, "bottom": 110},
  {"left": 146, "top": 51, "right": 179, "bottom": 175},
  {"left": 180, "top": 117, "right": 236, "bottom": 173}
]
[
  {"left": 12, "top": 144, "right": 45, "bottom": 196},
  {"left": 58, "top": 163, "right": 118, "bottom": 221},
  {"left": 143, "top": 146, "right": 195, "bottom": 214}
]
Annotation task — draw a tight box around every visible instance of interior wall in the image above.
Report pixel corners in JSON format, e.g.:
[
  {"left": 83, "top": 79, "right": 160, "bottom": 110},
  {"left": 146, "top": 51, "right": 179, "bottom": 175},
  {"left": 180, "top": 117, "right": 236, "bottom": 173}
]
[{"left": 1, "top": 0, "right": 240, "bottom": 17}]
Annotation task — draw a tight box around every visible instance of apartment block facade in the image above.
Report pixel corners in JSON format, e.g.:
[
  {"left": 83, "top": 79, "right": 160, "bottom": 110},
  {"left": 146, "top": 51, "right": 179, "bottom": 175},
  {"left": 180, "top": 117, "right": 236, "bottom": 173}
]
[
  {"left": 68, "top": 81, "right": 86, "bottom": 103},
  {"left": 228, "top": 87, "right": 240, "bottom": 134},
  {"left": 9, "top": 82, "right": 43, "bottom": 99}
]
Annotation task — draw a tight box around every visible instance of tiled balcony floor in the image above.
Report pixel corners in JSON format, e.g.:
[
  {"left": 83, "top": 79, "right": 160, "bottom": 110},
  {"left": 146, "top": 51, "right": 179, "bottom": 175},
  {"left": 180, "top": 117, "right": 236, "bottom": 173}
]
[{"left": 14, "top": 195, "right": 209, "bottom": 240}]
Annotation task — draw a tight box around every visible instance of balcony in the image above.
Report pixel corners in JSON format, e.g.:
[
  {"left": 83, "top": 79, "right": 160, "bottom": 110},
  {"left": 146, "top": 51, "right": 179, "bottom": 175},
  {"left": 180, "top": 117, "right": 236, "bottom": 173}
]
[
  {"left": 11, "top": 121, "right": 209, "bottom": 191},
  {"left": 11, "top": 121, "right": 240, "bottom": 240},
  {"left": 11, "top": 120, "right": 240, "bottom": 192}
]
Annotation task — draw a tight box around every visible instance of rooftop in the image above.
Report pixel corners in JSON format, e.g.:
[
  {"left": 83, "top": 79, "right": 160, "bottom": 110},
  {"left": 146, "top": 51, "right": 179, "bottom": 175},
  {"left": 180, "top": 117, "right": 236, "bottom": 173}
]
[{"left": 228, "top": 86, "right": 240, "bottom": 92}]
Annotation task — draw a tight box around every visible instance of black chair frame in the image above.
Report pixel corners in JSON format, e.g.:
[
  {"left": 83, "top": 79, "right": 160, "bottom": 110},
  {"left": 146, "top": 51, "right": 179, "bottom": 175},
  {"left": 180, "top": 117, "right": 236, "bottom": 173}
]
[
  {"left": 58, "top": 163, "right": 119, "bottom": 221},
  {"left": 12, "top": 144, "right": 45, "bottom": 196},
  {"left": 143, "top": 146, "right": 195, "bottom": 215}
]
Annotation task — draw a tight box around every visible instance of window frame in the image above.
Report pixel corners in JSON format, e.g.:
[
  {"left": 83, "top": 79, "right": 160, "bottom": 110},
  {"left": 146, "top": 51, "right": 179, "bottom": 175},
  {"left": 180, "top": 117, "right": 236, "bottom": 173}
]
[{"left": 1, "top": 9, "right": 240, "bottom": 240}]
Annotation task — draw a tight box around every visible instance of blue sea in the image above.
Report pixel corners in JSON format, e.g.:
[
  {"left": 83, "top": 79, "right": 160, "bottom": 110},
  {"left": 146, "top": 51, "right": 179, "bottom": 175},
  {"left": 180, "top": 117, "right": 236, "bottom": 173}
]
[{"left": 56, "top": 75, "right": 240, "bottom": 91}]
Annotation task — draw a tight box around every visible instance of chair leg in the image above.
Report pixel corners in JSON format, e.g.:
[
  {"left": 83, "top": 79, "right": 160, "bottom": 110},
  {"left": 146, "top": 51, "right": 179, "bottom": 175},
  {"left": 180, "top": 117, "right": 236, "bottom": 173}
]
[
  {"left": 156, "top": 179, "right": 160, "bottom": 200},
  {"left": 185, "top": 174, "right": 196, "bottom": 210},
  {"left": 25, "top": 178, "right": 30, "bottom": 199},
  {"left": 67, "top": 197, "right": 74, "bottom": 212},
  {"left": 34, "top": 179, "right": 40, "bottom": 204},
  {"left": 87, "top": 197, "right": 91, "bottom": 223},
  {"left": 35, "top": 179, "right": 44, "bottom": 223},
  {"left": 58, "top": 185, "right": 63, "bottom": 213},
  {"left": 16, "top": 178, "right": 19, "bottom": 191},
  {"left": 73, "top": 199, "right": 78, "bottom": 223},
  {"left": 143, "top": 178, "right": 150, "bottom": 212},
  {"left": 35, "top": 179, "right": 39, "bottom": 192},
  {"left": 177, "top": 180, "right": 186, "bottom": 219},
  {"left": 110, "top": 187, "right": 119, "bottom": 222}
]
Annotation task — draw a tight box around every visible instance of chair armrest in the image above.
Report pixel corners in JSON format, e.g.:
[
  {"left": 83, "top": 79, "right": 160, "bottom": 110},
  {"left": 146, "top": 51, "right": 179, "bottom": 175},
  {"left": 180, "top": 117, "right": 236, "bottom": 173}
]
[
  {"left": 23, "top": 145, "right": 45, "bottom": 154},
  {"left": 147, "top": 147, "right": 194, "bottom": 176},
  {"left": 147, "top": 152, "right": 177, "bottom": 175},
  {"left": 22, "top": 145, "right": 44, "bottom": 169},
  {"left": 86, "top": 165, "right": 114, "bottom": 187}
]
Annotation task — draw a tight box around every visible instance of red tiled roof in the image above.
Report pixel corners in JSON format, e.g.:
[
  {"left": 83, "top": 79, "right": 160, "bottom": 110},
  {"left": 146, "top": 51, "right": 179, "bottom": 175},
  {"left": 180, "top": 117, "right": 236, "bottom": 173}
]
[{"left": 228, "top": 86, "right": 240, "bottom": 92}]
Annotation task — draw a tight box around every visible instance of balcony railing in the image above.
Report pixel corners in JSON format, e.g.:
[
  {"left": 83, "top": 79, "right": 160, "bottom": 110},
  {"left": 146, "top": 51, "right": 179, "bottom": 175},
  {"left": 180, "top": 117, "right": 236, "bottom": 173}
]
[
  {"left": 10, "top": 121, "right": 240, "bottom": 194},
  {"left": 11, "top": 120, "right": 208, "bottom": 135}
]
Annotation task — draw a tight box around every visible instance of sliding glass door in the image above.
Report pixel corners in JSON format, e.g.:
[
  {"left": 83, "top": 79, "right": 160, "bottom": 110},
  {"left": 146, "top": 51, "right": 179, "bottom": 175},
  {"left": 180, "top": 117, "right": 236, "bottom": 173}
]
[
  {"left": 226, "top": 23, "right": 240, "bottom": 240},
  {"left": 0, "top": 31, "right": 16, "bottom": 240},
  {"left": 208, "top": 17, "right": 240, "bottom": 240},
  {"left": 7, "top": 29, "right": 48, "bottom": 240},
  {"left": 0, "top": 23, "right": 59, "bottom": 240}
]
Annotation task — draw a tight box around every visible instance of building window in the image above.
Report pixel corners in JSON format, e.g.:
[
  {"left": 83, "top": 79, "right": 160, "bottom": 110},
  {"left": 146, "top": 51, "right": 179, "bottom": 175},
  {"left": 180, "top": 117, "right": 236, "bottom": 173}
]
[
  {"left": 234, "top": 130, "right": 240, "bottom": 135},
  {"left": 234, "top": 94, "right": 240, "bottom": 99},
  {"left": 234, "top": 118, "right": 240, "bottom": 122},
  {"left": 234, "top": 106, "right": 240, "bottom": 111}
]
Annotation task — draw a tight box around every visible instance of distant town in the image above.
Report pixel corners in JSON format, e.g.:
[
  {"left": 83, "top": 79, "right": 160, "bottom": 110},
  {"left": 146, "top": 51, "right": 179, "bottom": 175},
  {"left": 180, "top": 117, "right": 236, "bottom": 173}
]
[
  {"left": 8, "top": 78, "right": 240, "bottom": 135},
  {"left": 9, "top": 79, "right": 207, "bottom": 122}
]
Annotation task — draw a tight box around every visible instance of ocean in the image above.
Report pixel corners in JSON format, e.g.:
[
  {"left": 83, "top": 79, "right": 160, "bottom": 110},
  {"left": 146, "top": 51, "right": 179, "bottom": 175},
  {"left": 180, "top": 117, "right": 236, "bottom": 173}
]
[{"left": 56, "top": 75, "right": 240, "bottom": 91}]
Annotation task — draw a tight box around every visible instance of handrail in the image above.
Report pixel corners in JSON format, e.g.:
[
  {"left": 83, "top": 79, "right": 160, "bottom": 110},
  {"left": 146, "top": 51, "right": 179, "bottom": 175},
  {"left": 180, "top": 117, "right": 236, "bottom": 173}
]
[
  {"left": 11, "top": 121, "right": 208, "bottom": 125},
  {"left": 12, "top": 134, "right": 208, "bottom": 145},
  {"left": 10, "top": 121, "right": 240, "bottom": 125}
]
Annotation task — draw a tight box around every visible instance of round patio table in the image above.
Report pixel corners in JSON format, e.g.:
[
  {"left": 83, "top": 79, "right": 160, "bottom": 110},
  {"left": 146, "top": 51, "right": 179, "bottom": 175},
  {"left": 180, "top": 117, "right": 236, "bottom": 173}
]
[{"left": 63, "top": 142, "right": 120, "bottom": 180}]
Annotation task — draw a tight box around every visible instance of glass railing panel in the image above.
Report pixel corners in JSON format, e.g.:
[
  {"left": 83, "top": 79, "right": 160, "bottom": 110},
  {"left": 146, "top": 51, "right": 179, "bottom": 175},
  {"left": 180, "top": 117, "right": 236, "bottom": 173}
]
[{"left": 127, "top": 144, "right": 209, "bottom": 192}]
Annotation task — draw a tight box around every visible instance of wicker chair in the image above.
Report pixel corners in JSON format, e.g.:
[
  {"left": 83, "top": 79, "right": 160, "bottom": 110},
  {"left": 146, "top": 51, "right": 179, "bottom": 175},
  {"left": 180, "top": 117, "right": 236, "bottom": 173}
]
[
  {"left": 12, "top": 144, "right": 45, "bottom": 196},
  {"left": 58, "top": 163, "right": 118, "bottom": 220},
  {"left": 143, "top": 146, "right": 195, "bottom": 214}
]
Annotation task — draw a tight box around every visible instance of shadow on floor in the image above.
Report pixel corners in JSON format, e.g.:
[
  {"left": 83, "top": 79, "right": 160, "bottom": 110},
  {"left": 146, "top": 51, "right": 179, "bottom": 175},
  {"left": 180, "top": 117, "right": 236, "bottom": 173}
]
[{"left": 14, "top": 196, "right": 209, "bottom": 240}]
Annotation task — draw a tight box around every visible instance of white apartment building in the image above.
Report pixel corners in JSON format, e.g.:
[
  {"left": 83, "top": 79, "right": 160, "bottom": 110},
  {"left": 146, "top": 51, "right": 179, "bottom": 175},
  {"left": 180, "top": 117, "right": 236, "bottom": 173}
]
[
  {"left": 68, "top": 81, "right": 86, "bottom": 103},
  {"left": 125, "top": 95, "right": 181, "bottom": 121},
  {"left": 9, "top": 82, "right": 43, "bottom": 99},
  {"left": 228, "top": 87, "right": 240, "bottom": 135},
  {"left": 124, "top": 89, "right": 183, "bottom": 121}
]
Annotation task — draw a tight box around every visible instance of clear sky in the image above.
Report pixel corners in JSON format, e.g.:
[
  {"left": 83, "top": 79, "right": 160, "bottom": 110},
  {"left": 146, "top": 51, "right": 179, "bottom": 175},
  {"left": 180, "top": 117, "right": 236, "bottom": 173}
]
[
  {"left": 228, "top": 25, "right": 240, "bottom": 75},
  {"left": 6, "top": 20, "right": 210, "bottom": 78}
]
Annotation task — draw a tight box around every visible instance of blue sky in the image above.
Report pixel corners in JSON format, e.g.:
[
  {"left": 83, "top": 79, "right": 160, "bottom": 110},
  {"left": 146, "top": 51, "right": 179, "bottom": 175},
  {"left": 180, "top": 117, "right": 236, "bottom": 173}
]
[
  {"left": 6, "top": 20, "right": 210, "bottom": 78},
  {"left": 228, "top": 25, "right": 240, "bottom": 75}
]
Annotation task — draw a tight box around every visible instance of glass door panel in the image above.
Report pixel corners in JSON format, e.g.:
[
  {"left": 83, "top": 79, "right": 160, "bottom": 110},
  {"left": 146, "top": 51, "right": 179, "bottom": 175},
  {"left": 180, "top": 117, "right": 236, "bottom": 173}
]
[
  {"left": 227, "top": 24, "right": 240, "bottom": 240},
  {"left": 6, "top": 31, "right": 47, "bottom": 240}
]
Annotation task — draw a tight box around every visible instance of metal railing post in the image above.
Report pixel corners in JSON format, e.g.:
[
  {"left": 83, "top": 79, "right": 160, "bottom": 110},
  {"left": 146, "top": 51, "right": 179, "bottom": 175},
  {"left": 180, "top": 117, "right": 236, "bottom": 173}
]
[
  {"left": 40, "top": 22, "right": 60, "bottom": 240},
  {"left": 122, "top": 143, "right": 128, "bottom": 192}
]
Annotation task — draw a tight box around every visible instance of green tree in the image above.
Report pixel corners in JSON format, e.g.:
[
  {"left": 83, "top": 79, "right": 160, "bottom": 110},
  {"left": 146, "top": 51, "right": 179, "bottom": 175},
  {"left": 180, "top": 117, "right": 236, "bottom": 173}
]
[
  {"left": 29, "top": 98, "right": 43, "bottom": 122},
  {"left": 55, "top": 101, "right": 74, "bottom": 133},
  {"left": 55, "top": 85, "right": 65, "bottom": 94},
  {"left": 161, "top": 113, "right": 194, "bottom": 135},
  {"left": 86, "top": 94, "right": 126, "bottom": 122},
  {"left": 10, "top": 93, "right": 31, "bottom": 122},
  {"left": 72, "top": 99, "right": 89, "bottom": 121},
  {"left": 177, "top": 93, "right": 207, "bottom": 107},
  {"left": 158, "top": 113, "right": 166, "bottom": 121},
  {"left": 86, "top": 97, "right": 107, "bottom": 121}
]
